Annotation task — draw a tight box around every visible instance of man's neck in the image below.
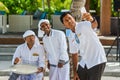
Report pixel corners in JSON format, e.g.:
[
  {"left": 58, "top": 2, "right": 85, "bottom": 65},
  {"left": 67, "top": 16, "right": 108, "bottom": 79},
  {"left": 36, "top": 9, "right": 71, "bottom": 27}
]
[
  {"left": 46, "top": 29, "right": 51, "bottom": 36},
  {"left": 72, "top": 28, "right": 75, "bottom": 33},
  {"left": 27, "top": 43, "right": 34, "bottom": 50},
  {"left": 71, "top": 25, "right": 75, "bottom": 33}
]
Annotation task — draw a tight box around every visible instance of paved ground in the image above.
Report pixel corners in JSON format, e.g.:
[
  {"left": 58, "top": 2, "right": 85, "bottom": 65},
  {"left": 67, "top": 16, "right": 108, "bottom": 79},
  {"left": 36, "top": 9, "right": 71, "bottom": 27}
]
[
  {"left": 1, "top": 61, "right": 120, "bottom": 76},
  {"left": 0, "top": 61, "right": 120, "bottom": 79},
  {"left": 0, "top": 76, "right": 120, "bottom": 80},
  {"left": 103, "top": 61, "right": 120, "bottom": 76}
]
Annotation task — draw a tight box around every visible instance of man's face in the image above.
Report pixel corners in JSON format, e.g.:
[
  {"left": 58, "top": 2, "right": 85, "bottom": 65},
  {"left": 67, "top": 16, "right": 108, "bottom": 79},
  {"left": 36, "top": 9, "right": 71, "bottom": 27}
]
[
  {"left": 40, "top": 22, "right": 51, "bottom": 33},
  {"left": 25, "top": 35, "right": 35, "bottom": 46},
  {"left": 63, "top": 14, "right": 76, "bottom": 31}
]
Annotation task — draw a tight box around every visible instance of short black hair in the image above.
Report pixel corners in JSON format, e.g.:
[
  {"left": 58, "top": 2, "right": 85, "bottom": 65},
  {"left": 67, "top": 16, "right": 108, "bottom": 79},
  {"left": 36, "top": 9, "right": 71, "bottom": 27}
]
[{"left": 60, "top": 12, "right": 71, "bottom": 24}]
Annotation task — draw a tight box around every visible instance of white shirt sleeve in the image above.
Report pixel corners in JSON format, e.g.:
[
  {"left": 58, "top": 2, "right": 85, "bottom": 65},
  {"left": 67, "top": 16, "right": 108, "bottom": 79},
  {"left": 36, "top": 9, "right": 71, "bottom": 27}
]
[
  {"left": 42, "top": 39, "right": 49, "bottom": 61},
  {"left": 38, "top": 45, "right": 45, "bottom": 68},
  {"left": 12, "top": 46, "right": 22, "bottom": 65},
  {"left": 59, "top": 31, "right": 69, "bottom": 61}
]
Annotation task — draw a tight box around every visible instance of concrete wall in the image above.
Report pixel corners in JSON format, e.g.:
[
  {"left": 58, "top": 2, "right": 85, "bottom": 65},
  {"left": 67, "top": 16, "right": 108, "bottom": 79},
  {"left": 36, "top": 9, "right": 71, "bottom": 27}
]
[
  {"left": 0, "top": 15, "right": 7, "bottom": 34},
  {"left": 8, "top": 15, "right": 33, "bottom": 32},
  {"left": 51, "top": 15, "right": 65, "bottom": 31}
]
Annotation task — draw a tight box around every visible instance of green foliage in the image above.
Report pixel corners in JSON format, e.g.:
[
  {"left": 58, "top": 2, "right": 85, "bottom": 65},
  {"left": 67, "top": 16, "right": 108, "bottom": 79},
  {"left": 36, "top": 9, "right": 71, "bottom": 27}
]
[
  {"left": 38, "top": 0, "right": 72, "bottom": 12},
  {"left": 90, "top": 0, "right": 117, "bottom": 17},
  {"left": 0, "top": 0, "right": 117, "bottom": 17},
  {"left": 90, "top": 0, "right": 100, "bottom": 16},
  {"left": 1, "top": 0, "right": 38, "bottom": 14},
  {"left": 0, "top": 0, "right": 72, "bottom": 15},
  {"left": 0, "top": 1, "right": 9, "bottom": 13},
  {"left": 111, "top": 0, "right": 118, "bottom": 17},
  {"left": 38, "top": 0, "right": 72, "bottom": 19}
]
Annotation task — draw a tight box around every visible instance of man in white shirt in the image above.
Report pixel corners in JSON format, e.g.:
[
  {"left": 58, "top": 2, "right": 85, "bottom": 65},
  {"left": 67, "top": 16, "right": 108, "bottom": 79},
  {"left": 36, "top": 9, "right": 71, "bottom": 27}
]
[
  {"left": 38, "top": 19, "right": 70, "bottom": 80},
  {"left": 9, "top": 30, "right": 45, "bottom": 80},
  {"left": 60, "top": 12, "right": 107, "bottom": 80}
]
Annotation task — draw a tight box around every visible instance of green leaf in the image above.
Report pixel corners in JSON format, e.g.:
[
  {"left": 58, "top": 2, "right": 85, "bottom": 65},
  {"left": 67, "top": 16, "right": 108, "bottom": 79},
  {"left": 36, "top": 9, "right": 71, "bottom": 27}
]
[{"left": 0, "top": 1, "right": 9, "bottom": 13}]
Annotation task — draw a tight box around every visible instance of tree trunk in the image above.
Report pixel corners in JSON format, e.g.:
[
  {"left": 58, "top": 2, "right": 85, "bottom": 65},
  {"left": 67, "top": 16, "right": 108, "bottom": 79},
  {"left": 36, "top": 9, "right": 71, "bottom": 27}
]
[{"left": 85, "top": 0, "right": 90, "bottom": 12}]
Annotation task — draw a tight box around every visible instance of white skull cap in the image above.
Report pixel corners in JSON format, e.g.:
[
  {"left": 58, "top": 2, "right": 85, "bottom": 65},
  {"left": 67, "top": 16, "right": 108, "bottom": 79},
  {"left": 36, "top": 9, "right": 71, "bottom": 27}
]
[
  {"left": 38, "top": 19, "right": 50, "bottom": 28},
  {"left": 23, "top": 30, "right": 35, "bottom": 38}
]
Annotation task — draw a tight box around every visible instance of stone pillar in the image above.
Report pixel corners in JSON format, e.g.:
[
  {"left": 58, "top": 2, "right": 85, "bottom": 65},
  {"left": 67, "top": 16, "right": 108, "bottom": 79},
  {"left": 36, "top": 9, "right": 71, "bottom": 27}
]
[{"left": 100, "top": 0, "right": 111, "bottom": 35}]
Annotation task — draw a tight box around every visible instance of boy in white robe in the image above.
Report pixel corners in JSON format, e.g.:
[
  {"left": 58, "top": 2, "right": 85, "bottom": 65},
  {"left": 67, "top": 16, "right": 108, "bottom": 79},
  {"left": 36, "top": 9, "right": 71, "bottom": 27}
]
[{"left": 38, "top": 19, "right": 70, "bottom": 80}]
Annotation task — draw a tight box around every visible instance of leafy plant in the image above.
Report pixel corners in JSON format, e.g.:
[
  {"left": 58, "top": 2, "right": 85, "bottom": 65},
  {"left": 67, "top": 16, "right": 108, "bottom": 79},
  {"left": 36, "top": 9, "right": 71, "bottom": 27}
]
[
  {"left": 90, "top": 0, "right": 118, "bottom": 17},
  {"left": 38, "top": 0, "right": 72, "bottom": 19},
  {"left": 0, "top": 1, "right": 9, "bottom": 13},
  {"left": 90, "top": 0, "right": 100, "bottom": 16},
  {"left": 1, "top": 0, "right": 38, "bottom": 14},
  {"left": 1, "top": 0, "right": 72, "bottom": 17},
  {"left": 111, "top": 0, "right": 118, "bottom": 17}
]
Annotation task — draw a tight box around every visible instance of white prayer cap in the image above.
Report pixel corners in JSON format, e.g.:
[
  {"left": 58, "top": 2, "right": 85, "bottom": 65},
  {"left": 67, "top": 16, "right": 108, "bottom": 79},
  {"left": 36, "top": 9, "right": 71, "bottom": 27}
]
[
  {"left": 38, "top": 29, "right": 44, "bottom": 37},
  {"left": 38, "top": 19, "right": 50, "bottom": 28},
  {"left": 23, "top": 30, "right": 35, "bottom": 38}
]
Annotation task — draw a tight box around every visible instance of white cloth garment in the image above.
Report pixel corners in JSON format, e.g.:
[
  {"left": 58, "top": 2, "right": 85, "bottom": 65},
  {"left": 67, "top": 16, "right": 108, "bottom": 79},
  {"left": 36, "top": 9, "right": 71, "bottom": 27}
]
[
  {"left": 74, "top": 21, "right": 107, "bottom": 69},
  {"left": 42, "top": 29, "right": 70, "bottom": 80},
  {"left": 67, "top": 29, "right": 79, "bottom": 53},
  {"left": 49, "top": 63, "right": 70, "bottom": 80},
  {"left": 38, "top": 29, "right": 44, "bottom": 37},
  {"left": 12, "top": 41, "right": 45, "bottom": 80},
  {"left": 43, "top": 29, "right": 69, "bottom": 65}
]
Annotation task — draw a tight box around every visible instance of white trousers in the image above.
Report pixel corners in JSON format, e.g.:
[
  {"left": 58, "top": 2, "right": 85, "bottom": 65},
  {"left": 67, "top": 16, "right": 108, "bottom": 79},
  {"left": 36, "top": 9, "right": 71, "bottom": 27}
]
[{"left": 49, "top": 63, "right": 70, "bottom": 80}]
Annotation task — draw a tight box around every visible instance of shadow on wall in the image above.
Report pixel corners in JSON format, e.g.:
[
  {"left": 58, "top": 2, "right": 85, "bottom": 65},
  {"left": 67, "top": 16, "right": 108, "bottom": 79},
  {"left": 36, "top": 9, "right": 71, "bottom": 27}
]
[
  {"left": 95, "top": 16, "right": 120, "bottom": 36},
  {"left": 111, "top": 17, "right": 120, "bottom": 36}
]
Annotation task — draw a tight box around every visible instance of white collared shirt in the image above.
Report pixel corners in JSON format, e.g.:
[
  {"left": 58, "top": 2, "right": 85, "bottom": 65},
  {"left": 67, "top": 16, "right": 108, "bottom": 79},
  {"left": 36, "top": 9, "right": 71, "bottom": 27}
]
[
  {"left": 67, "top": 30, "right": 79, "bottom": 53},
  {"left": 12, "top": 42, "right": 45, "bottom": 68},
  {"left": 72, "top": 21, "right": 107, "bottom": 69},
  {"left": 43, "top": 29, "right": 69, "bottom": 65}
]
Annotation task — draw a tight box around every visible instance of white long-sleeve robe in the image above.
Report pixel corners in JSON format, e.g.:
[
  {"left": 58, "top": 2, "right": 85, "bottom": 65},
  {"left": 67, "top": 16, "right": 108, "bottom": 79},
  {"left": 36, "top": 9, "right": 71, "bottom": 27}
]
[{"left": 43, "top": 29, "right": 70, "bottom": 80}]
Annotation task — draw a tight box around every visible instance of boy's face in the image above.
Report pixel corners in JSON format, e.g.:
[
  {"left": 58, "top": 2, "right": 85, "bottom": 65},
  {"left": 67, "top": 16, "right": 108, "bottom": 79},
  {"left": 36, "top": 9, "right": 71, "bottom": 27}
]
[
  {"left": 40, "top": 22, "right": 51, "bottom": 33},
  {"left": 62, "top": 14, "right": 76, "bottom": 31}
]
